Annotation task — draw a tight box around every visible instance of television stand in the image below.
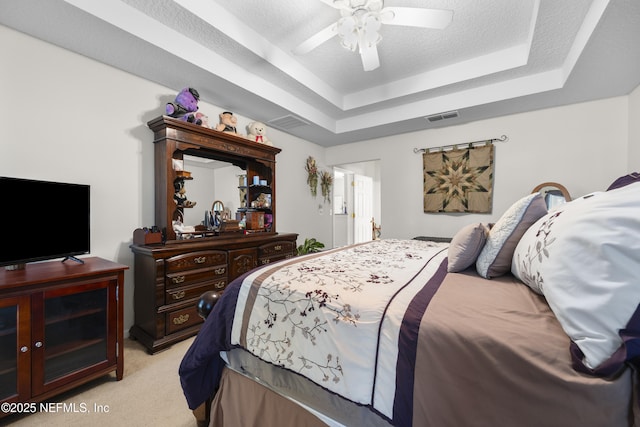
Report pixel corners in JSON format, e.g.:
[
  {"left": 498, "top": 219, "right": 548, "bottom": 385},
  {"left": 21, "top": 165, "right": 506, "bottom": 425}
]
[
  {"left": 0, "top": 257, "right": 128, "bottom": 417},
  {"left": 62, "top": 255, "right": 85, "bottom": 264}
]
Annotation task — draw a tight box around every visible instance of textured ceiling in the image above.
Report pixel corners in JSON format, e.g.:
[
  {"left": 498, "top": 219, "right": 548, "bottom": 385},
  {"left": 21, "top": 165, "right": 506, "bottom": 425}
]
[{"left": 1, "top": 0, "right": 639, "bottom": 146}]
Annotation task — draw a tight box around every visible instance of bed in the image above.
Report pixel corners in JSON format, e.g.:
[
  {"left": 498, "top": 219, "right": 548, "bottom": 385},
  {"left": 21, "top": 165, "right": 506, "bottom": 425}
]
[{"left": 179, "top": 177, "right": 640, "bottom": 427}]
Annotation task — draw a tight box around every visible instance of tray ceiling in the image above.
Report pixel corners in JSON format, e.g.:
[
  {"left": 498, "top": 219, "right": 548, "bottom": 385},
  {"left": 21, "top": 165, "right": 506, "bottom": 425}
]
[{"left": 1, "top": 0, "right": 639, "bottom": 146}]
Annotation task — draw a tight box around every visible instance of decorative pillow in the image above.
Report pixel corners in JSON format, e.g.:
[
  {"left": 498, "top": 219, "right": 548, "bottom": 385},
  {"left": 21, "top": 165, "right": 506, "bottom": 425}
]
[
  {"left": 511, "top": 182, "right": 640, "bottom": 371},
  {"left": 511, "top": 193, "right": 597, "bottom": 294},
  {"left": 476, "top": 193, "right": 547, "bottom": 279},
  {"left": 447, "top": 223, "right": 489, "bottom": 272}
]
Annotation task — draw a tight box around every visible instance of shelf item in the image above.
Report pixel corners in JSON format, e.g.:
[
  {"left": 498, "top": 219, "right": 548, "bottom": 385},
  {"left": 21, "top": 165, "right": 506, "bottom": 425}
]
[
  {"left": 133, "top": 228, "right": 163, "bottom": 245},
  {"left": 245, "top": 211, "right": 264, "bottom": 230},
  {"left": 0, "top": 258, "right": 127, "bottom": 415}
]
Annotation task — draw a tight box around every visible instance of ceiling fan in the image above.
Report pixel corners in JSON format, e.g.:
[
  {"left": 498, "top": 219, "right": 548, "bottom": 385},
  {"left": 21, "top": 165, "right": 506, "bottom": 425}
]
[{"left": 293, "top": 0, "right": 453, "bottom": 71}]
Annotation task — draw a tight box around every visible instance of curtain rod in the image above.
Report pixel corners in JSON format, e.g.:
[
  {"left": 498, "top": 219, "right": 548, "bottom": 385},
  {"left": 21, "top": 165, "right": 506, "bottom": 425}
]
[{"left": 413, "top": 134, "right": 508, "bottom": 154}]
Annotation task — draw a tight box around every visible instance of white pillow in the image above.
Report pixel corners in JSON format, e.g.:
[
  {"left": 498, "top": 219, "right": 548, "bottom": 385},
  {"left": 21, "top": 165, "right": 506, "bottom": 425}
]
[
  {"left": 512, "top": 183, "right": 640, "bottom": 370},
  {"left": 476, "top": 193, "right": 547, "bottom": 278},
  {"left": 511, "top": 193, "right": 599, "bottom": 294}
]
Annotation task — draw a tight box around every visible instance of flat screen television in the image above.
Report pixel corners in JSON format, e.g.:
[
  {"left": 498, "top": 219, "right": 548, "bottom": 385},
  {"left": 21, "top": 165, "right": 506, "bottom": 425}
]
[{"left": 0, "top": 176, "right": 90, "bottom": 269}]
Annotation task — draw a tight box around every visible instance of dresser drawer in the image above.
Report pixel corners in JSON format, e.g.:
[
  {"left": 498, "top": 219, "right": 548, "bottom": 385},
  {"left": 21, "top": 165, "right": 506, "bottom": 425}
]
[
  {"left": 259, "top": 254, "right": 292, "bottom": 265},
  {"left": 228, "top": 248, "right": 258, "bottom": 281},
  {"left": 258, "top": 241, "right": 296, "bottom": 258},
  {"left": 165, "top": 250, "right": 227, "bottom": 273},
  {"left": 258, "top": 241, "right": 296, "bottom": 265},
  {"left": 166, "top": 305, "right": 202, "bottom": 334},
  {"left": 165, "top": 265, "right": 226, "bottom": 289},
  {"left": 165, "top": 279, "right": 227, "bottom": 305}
]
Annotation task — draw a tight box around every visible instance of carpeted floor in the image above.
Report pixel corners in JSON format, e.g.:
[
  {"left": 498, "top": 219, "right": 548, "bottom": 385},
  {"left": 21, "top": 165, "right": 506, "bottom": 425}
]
[{"left": 2, "top": 336, "right": 198, "bottom": 427}]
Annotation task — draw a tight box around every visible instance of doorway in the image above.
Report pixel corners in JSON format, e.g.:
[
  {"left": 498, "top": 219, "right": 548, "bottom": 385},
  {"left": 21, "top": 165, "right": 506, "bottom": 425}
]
[{"left": 332, "top": 160, "right": 380, "bottom": 248}]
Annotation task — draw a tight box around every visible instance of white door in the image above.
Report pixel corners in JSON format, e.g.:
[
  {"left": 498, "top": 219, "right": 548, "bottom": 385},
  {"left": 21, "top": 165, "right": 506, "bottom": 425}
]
[{"left": 353, "top": 174, "right": 373, "bottom": 244}]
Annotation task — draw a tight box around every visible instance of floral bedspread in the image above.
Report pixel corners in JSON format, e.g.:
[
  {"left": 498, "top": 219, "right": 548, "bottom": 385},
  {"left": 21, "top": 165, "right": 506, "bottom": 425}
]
[{"left": 230, "top": 239, "right": 449, "bottom": 419}]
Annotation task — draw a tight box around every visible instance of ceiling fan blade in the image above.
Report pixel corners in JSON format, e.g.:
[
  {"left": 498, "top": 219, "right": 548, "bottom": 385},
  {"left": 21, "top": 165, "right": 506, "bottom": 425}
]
[
  {"left": 360, "top": 42, "right": 380, "bottom": 71},
  {"left": 293, "top": 23, "right": 339, "bottom": 55},
  {"left": 380, "top": 7, "right": 453, "bottom": 29}
]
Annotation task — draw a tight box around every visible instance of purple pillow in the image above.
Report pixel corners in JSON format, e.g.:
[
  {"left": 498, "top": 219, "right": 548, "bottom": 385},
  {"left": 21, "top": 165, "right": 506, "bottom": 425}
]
[
  {"left": 607, "top": 172, "right": 640, "bottom": 190},
  {"left": 447, "top": 223, "right": 489, "bottom": 272}
]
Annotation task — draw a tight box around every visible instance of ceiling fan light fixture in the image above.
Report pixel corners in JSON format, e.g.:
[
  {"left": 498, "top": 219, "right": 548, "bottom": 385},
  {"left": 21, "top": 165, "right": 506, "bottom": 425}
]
[
  {"left": 363, "top": 14, "right": 381, "bottom": 31},
  {"left": 362, "top": 14, "right": 382, "bottom": 44},
  {"left": 337, "top": 11, "right": 381, "bottom": 55},
  {"left": 296, "top": 0, "right": 452, "bottom": 71},
  {"left": 340, "top": 36, "right": 358, "bottom": 51},
  {"left": 358, "top": 29, "right": 380, "bottom": 51},
  {"left": 337, "top": 17, "right": 356, "bottom": 34},
  {"left": 337, "top": 17, "right": 359, "bottom": 51}
]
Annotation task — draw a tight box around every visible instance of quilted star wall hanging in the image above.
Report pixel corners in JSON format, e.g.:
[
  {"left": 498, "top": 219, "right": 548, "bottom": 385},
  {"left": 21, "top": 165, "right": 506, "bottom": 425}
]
[{"left": 422, "top": 142, "right": 494, "bottom": 213}]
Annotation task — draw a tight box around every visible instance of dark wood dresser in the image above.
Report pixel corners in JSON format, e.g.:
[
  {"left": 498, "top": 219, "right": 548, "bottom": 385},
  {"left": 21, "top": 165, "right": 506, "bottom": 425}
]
[{"left": 130, "top": 233, "right": 297, "bottom": 353}]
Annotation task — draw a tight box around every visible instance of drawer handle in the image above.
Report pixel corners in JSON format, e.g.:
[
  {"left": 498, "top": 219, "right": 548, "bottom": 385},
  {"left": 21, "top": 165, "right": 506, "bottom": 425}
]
[
  {"left": 214, "top": 267, "right": 226, "bottom": 275},
  {"left": 214, "top": 281, "right": 225, "bottom": 290},
  {"left": 194, "top": 256, "right": 207, "bottom": 264},
  {"left": 171, "top": 290, "right": 186, "bottom": 300},
  {"left": 274, "top": 245, "right": 282, "bottom": 251},
  {"left": 173, "top": 314, "right": 190, "bottom": 325},
  {"left": 172, "top": 275, "right": 186, "bottom": 284}
]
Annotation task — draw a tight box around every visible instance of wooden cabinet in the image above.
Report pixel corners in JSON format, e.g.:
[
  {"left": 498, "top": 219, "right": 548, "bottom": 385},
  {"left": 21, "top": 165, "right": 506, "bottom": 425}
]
[
  {"left": 0, "top": 258, "right": 127, "bottom": 416},
  {"left": 147, "top": 116, "right": 284, "bottom": 242},
  {"left": 132, "top": 117, "right": 297, "bottom": 353},
  {"left": 130, "top": 234, "right": 297, "bottom": 354}
]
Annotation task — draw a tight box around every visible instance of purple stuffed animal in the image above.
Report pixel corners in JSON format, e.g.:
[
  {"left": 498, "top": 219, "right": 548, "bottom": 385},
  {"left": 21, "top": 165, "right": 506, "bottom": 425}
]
[{"left": 166, "top": 87, "right": 202, "bottom": 125}]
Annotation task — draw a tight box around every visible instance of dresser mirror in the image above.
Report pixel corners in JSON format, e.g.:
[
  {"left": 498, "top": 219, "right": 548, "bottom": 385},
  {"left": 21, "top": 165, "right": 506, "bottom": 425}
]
[
  {"left": 179, "top": 155, "right": 245, "bottom": 227},
  {"left": 148, "top": 116, "right": 280, "bottom": 241}
]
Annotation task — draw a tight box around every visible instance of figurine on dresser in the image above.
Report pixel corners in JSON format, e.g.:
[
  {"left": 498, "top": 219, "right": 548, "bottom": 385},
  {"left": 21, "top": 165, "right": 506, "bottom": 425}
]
[
  {"left": 216, "top": 111, "right": 242, "bottom": 135},
  {"left": 246, "top": 121, "right": 272, "bottom": 146},
  {"left": 173, "top": 180, "right": 196, "bottom": 208},
  {"left": 165, "top": 87, "right": 202, "bottom": 125}
]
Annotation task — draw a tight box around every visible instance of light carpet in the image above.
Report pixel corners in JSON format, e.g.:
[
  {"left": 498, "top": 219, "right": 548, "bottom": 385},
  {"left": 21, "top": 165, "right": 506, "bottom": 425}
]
[{"left": 2, "top": 337, "right": 197, "bottom": 427}]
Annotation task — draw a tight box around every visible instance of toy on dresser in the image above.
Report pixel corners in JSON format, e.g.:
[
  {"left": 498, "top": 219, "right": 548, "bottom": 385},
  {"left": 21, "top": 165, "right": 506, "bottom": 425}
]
[
  {"left": 173, "top": 180, "right": 196, "bottom": 208},
  {"left": 166, "top": 87, "right": 202, "bottom": 125},
  {"left": 216, "top": 111, "right": 243, "bottom": 136},
  {"left": 194, "top": 112, "right": 210, "bottom": 128},
  {"left": 246, "top": 121, "right": 272, "bottom": 145}
]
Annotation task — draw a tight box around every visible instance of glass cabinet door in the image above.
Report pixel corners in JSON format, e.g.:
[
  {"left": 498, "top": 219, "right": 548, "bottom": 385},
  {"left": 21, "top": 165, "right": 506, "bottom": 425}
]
[
  {"left": 0, "top": 296, "right": 30, "bottom": 402},
  {"left": 44, "top": 287, "right": 107, "bottom": 382},
  {"left": 32, "top": 281, "right": 116, "bottom": 394}
]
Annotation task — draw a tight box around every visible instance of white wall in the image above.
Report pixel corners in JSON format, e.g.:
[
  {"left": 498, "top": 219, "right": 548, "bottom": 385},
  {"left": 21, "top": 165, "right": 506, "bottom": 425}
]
[
  {"left": 326, "top": 97, "right": 630, "bottom": 240},
  {"left": 628, "top": 84, "right": 640, "bottom": 171},
  {"left": 269, "top": 126, "right": 333, "bottom": 245}
]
